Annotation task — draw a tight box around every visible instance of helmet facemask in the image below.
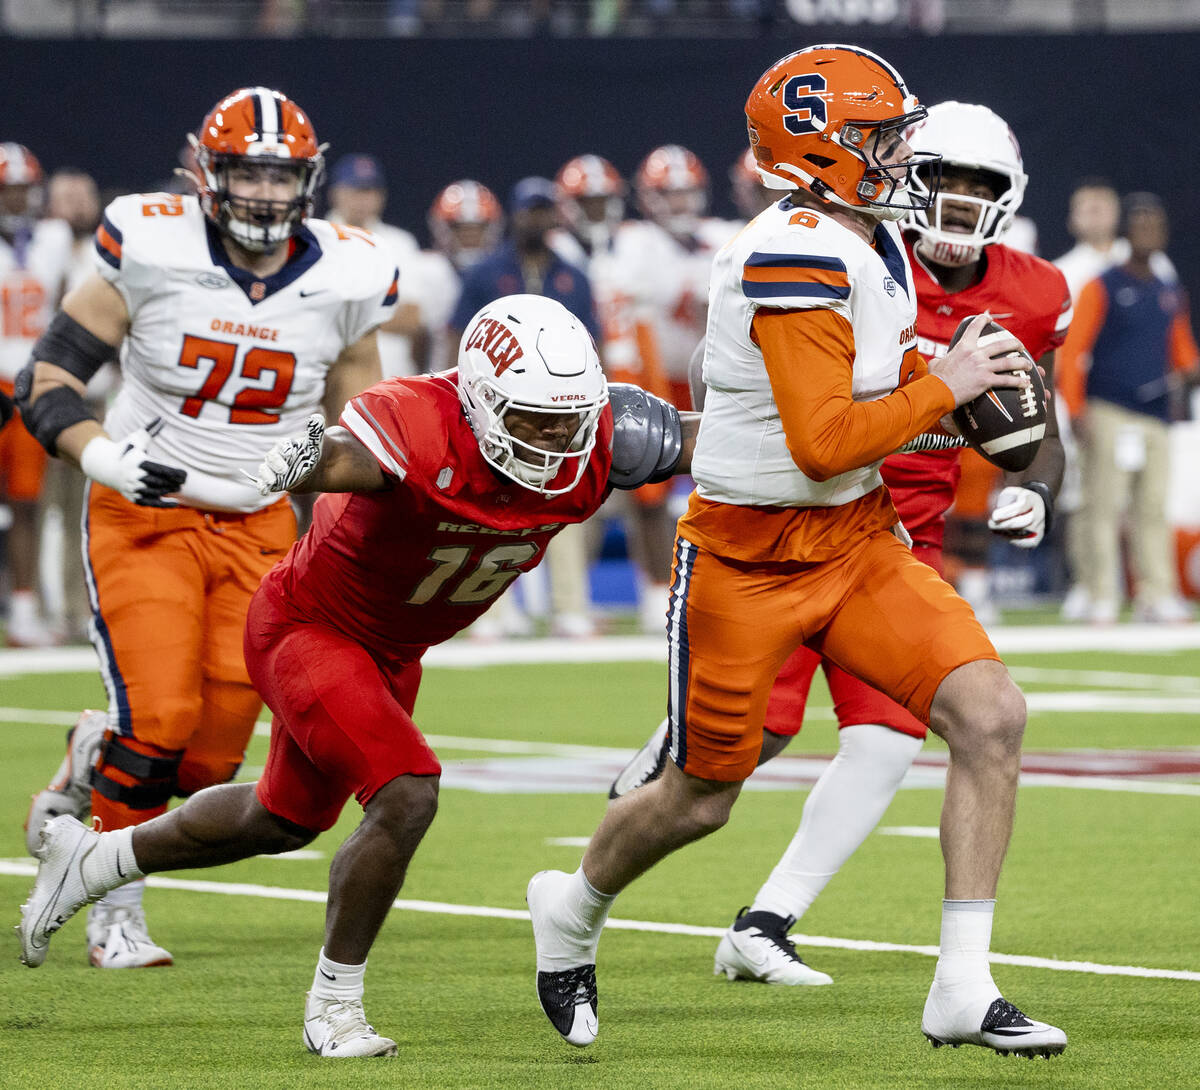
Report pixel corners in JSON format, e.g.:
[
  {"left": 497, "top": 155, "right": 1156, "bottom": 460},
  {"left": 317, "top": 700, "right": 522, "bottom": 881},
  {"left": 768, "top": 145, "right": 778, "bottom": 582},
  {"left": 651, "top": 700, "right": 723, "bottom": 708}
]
[
  {"left": 837, "top": 110, "right": 941, "bottom": 222},
  {"left": 456, "top": 296, "right": 609, "bottom": 497},
  {"left": 193, "top": 139, "right": 323, "bottom": 254},
  {"left": 462, "top": 378, "right": 606, "bottom": 496},
  {"left": 908, "top": 164, "right": 1027, "bottom": 267}
]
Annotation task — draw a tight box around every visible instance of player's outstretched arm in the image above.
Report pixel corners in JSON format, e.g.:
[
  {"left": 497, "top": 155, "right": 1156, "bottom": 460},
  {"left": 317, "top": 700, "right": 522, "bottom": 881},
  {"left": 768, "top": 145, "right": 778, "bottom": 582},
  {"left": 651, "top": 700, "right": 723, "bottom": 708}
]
[
  {"left": 252, "top": 415, "right": 386, "bottom": 496},
  {"left": 607, "top": 383, "right": 699, "bottom": 488}
]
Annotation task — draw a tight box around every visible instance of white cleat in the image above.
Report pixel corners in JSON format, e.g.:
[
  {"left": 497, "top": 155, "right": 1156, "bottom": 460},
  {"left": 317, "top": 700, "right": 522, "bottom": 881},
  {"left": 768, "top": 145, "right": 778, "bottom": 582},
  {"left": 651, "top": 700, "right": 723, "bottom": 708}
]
[
  {"left": 527, "top": 870, "right": 599, "bottom": 1047},
  {"left": 608, "top": 719, "right": 670, "bottom": 800},
  {"left": 922, "top": 981, "right": 1067, "bottom": 1058},
  {"left": 87, "top": 904, "right": 173, "bottom": 969},
  {"left": 24, "top": 710, "right": 108, "bottom": 856},
  {"left": 303, "top": 993, "right": 397, "bottom": 1057},
  {"left": 713, "top": 907, "right": 833, "bottom": 986},
  {"left": 17, "top": 815, "right": 105, "bottom": 967}
]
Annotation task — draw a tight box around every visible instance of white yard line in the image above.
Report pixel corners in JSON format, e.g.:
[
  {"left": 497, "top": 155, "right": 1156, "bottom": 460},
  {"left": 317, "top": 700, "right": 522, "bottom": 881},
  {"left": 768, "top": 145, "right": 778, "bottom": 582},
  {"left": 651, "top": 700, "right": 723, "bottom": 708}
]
[
  {"left": 3, "top": 623, "right": 1200, "bottom": 678},
  {"left": 0, "top": 860, "right": 1194, "bottom": 983}
]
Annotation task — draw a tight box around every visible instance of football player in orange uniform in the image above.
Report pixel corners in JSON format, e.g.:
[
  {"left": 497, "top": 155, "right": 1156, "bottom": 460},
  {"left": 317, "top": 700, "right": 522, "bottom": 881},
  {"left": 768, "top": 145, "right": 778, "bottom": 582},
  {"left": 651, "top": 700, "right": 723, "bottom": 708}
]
[
  {"left": 18, "top": 87, "right": 391, "bottom": 969},
  {"left": 612, "top": 100, "right": 1072, "bottom": 994},
  {"left": 527, "top": 48, "right": 1067, "bottom": 1057},
  {"left": 1, "top": 143, "right": 73, "bottom": 646}
]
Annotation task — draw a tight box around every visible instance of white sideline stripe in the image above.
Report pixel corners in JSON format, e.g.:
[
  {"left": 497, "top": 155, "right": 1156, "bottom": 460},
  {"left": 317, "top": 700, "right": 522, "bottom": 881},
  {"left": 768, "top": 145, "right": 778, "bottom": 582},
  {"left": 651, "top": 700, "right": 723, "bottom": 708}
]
[
  {"left": 0, "top": 861, "right": 1195, "bottom": 983},
  {"left": 544, "top": 837, "right": 592, "bottom": 847},
  {"left": 3, "top": 623, "right": 1200, "bottom": 676},
  {"left": 879, "top": 826, "right": 941, "bottom": 838}
]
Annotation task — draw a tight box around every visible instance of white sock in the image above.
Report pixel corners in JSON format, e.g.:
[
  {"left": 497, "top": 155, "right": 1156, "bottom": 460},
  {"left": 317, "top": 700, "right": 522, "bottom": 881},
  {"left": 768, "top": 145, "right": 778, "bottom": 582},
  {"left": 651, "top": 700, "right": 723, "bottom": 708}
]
[
  {"left": 934, "top": 899, "right": 998, "bottom": 990},
  {"left": 9, "top": 589, "right": 38, "bottom": 627},
  {"left": 537, "top": 867, "right": 616, "bottom": 970},
  {"left": 80, "top": 826, "right": 143, "bottom": 896},
  {"left": 96, "top": 878, "right": 146, "bottom": 911},
  {"left": 310, "top": 948, "right": 367, "bottom": 1003},
  {"left": 750, "top": 724, "right": 922, "bottom": 920}
]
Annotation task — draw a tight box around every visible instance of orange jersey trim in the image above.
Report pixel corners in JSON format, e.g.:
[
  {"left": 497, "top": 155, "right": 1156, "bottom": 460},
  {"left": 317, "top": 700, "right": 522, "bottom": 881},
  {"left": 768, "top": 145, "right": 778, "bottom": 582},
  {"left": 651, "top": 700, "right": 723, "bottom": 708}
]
[
  {"left": 96, "top": 224, "right": 122, "bottom": 263},
  {"left": 677, "top": 486, "right": 900, "bottom": 565},
  {"left": 741, "top": 264, "right": 851, "bottom": 290}
]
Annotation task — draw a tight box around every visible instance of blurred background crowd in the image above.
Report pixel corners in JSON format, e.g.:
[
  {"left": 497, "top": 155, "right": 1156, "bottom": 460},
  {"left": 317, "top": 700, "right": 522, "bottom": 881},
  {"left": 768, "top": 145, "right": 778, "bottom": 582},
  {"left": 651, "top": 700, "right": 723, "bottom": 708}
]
[{"left": 2, "top": 7, "right": 1199, "bottom": 645}]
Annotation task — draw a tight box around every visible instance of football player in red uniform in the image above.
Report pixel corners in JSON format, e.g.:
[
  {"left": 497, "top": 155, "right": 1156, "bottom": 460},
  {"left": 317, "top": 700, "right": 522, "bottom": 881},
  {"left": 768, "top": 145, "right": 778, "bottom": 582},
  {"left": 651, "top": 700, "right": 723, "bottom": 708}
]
[
  {"left": 18, "top": 293, "right": 699, "bottom": 1059},
  {"left": 610, "top": 101, "right": 1072, "bottom": 1004}
]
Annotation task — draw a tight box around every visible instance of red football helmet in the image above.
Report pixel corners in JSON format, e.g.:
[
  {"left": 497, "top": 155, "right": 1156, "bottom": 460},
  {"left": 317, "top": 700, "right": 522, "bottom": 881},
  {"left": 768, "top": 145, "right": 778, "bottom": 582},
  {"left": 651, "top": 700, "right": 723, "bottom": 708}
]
[
  {"left": 189, "top": 86, "right": 325, "bottom": 253},
  {"left": 555, "top": 155, "right": 625, "bottom": 251},
  {"left": 0, "top": 143, "right": 44, "bottom": 236},
  {"left": 635, "top": 145, "right": 708, "bottom": 238},
  {"left": 744, "top": 44, "right": 939, "bottom": 221},
  {"left": 428, "top": 179, "right": 503, "bottom": 270}
]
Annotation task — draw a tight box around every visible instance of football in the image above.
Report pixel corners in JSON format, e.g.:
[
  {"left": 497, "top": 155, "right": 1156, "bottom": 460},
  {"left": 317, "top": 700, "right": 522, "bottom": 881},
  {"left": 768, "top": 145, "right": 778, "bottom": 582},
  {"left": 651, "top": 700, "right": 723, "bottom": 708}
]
[{"left": 948, "top": 316, "right": 1046, "bottom": 472}]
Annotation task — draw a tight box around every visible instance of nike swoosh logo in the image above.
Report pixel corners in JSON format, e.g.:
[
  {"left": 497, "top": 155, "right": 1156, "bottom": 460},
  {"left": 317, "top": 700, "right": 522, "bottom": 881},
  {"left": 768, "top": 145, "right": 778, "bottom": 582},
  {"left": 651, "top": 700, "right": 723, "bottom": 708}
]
[
  {"left": 116, "top": 853, "right": 126, "bottom": 879},
  {"left": 319, "top": 968, "right": 337, "bottom": 980},
  {"left": 987, "top": 1026, "right": 1038, "bottom": 1036},
  {"left": 299, "top": 289, "right": 325, "bottom": 298}
]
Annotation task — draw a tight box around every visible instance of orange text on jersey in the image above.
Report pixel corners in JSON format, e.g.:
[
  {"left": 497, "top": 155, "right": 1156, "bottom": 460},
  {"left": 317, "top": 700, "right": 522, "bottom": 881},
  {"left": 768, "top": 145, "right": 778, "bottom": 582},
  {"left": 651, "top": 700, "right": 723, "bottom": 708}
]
[{"left": 209, "top": 318, "right": 280, "bottom": 342}]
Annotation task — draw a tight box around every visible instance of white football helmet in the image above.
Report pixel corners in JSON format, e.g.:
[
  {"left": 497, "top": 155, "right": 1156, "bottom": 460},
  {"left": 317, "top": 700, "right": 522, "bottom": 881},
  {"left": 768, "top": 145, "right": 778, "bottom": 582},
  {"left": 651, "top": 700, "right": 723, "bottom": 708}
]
[
  {"left": 457, "top": 294, "right": 608, "bottom": 496},
  {"left": 905, "top": 101, "right": 1028, "bottom": 267}
]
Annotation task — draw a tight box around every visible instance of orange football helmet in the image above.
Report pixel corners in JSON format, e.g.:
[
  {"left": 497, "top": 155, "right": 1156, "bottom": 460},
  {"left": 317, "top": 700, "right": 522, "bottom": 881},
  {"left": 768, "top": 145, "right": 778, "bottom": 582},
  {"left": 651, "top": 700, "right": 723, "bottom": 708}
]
[
  {"left": 635, "top": 145, "right": 708, "bottom": 238},
  {"left": 428, "top": 180, "right": 503, "bottom": 270},
  {"left": 555, "top": 154, "right": 625, "bottom": 251},
  {"left": 189, "top": 86, "right": 325, "bottom": 253},
  {"left": 0, "top": 143, "right": 44, "bottom": 235},
  {"left": 744, "top": 44, "right": 939, "bottom": 221}
]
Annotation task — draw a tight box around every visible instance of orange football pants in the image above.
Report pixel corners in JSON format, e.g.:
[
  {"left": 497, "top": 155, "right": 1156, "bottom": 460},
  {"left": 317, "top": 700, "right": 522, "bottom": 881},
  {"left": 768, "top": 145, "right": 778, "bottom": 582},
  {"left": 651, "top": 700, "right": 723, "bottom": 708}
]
[
  {"left": 83, "top": 482, "right": 296, "bottom": 829},
  {"left": 665, "top": 529, "right": 999, "bottom": 782},
  {"left": 0, "top": 378, "right": 47, "bottom": 500}
]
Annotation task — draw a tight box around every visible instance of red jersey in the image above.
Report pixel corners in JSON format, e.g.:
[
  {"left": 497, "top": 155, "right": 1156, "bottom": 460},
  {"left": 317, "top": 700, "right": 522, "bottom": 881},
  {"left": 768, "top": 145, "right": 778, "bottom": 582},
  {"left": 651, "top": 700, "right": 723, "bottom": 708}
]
[
  {"left": 259, "top": 372, "right": 614, "bottom": 658},
  {"left": 882, "top": 238, "right": 1073, "bottom": 548}
]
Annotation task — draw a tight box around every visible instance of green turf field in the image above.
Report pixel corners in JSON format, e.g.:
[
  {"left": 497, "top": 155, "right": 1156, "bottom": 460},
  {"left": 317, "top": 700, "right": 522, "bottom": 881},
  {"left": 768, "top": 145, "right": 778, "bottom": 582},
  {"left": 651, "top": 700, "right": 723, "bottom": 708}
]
[{"left": 1, "top": 635, "right": 1197, "bottom": 1089}]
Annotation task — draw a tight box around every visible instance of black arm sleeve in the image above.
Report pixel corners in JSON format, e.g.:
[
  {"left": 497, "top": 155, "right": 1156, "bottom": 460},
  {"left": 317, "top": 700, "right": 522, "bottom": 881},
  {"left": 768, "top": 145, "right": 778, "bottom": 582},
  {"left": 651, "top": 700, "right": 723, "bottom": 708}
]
[
  {"left": 13, "top": 368, "right": 97, "bottom": 454},
  {"left": 607, "top": 383, "right": 685, "bottom": 490},
  {"left": 30, "top": 310, "right": 118, "bottom": 384}
]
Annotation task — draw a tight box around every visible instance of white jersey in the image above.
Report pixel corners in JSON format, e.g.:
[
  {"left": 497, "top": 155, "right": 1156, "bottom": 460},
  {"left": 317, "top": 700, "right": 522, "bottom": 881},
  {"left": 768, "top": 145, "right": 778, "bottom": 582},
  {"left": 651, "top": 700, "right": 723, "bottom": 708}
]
[
  {"left": 0, "top": 218, "right": 73, "bottom": 380},
  {"left": 602, "top": 218, "right": 734, "bottom": 385},
  {"left": 694, "top": 201, "right": 919, "bottom": 508},
  {"left": 355, "top": 219, "right": 422, "bottom": 378},
  {"left": 95, "top": 193, "right": 397, "bottom": 512}
]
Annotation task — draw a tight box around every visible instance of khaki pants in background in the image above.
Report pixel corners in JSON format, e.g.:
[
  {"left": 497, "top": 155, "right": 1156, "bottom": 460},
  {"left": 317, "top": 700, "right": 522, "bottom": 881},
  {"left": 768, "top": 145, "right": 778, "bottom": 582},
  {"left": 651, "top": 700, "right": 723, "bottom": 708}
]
[{"left": 1081, "top": 399, "right": 1177, "bottom": 609}]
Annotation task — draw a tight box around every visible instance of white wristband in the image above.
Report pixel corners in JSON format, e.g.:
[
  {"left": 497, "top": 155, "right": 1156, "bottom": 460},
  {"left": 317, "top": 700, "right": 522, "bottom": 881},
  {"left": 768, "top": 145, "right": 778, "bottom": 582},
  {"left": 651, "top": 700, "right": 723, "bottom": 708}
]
[{"left": 78, "top": 435, "right": 123, "bottom": 491}]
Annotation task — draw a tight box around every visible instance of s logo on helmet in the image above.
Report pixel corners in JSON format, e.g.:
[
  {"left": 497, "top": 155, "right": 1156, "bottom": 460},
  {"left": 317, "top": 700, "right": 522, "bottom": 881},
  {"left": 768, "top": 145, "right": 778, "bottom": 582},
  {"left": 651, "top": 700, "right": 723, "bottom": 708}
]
[
  {"left": 782, "top": 73, "right": 828, "bottom": 137},
  {"left": 465, "top": 316, "right": 525, "bottom": 376}
]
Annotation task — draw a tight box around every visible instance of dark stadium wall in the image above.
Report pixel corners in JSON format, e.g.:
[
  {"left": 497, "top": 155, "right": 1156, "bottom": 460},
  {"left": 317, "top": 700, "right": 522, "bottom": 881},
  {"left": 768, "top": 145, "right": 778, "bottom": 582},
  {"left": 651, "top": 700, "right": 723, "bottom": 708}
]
[{"left": 6, "top": 33, "right": 1199, "bottom": 298}]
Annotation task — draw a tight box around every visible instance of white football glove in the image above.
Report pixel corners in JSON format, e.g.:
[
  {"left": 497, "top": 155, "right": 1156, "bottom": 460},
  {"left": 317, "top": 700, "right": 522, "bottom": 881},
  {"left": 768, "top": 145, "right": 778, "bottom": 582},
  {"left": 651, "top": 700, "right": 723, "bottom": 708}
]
[
  {"left": 988, "top": 484, "right": 1048, "bottom": 549},
  {"left": 251, "top": 413, "right": 326, "bottom": 496},
  {"left": 79, "top": 418, "right": 188, "bottom": 507}
]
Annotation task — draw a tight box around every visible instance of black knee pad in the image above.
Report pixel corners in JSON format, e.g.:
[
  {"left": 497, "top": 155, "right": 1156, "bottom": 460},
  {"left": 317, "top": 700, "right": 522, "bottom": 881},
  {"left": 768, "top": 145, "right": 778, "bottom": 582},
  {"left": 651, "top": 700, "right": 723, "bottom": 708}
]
[{"left": 90, "top": 734, "right": 182, "bottom": 811}]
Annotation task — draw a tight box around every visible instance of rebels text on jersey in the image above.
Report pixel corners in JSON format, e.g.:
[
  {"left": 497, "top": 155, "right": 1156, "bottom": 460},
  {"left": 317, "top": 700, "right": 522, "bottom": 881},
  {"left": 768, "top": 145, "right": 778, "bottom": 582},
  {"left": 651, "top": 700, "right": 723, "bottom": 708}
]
[
  {"left": 93, "top": 192, "right": 398, "bottom": 511},
  {"left": 884, "top": 238, "right": 1073, "bottom": 548},
  {"left": 260, "top": 372, "right": 614, "bottom": 656}
]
